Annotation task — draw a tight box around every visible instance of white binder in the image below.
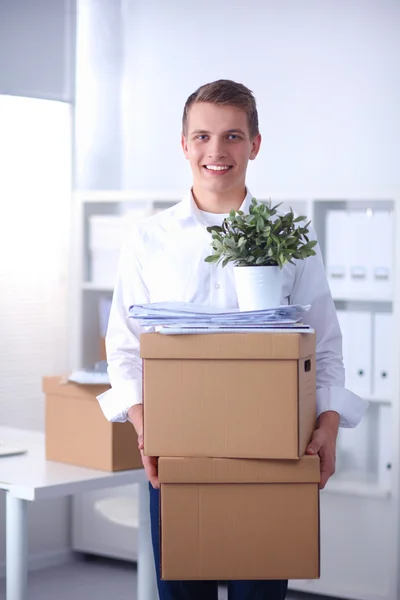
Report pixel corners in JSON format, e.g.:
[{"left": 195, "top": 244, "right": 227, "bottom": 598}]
[
  {"left": 325, "top": 210, "right": 349, "bottom": 298},
  {"left": 373, "top": 312, "right": 392, "bottom": 400},
  {"left": 336, "top": 409, "right": 371, "bottom": 477},
  {"left": 370, "top": 210, "right": 393, "bottom": 300},
  {"left": 347, "top": 209, "right": 371, "bottom": 298},
  {"left": 341, "top": 310, "right": 372, "bottom": 398},
  {"left": 377, "top": 405, "right": 392, "bottom": 489}
]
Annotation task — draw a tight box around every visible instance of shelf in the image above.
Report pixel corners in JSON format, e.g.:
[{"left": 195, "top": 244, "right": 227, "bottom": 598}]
[
  {"left": 363, "top": 395, "right": 392, "bottom": 405},
  {"left": 82, "top": 282, "right": 114, "bottom": 292},
  {"left": 75, "top": 189, "right": 183, "bottom": 203},
  {"left": 324, "top": 478, "right": 391, "bottom": 498},
  {"left": 332, "top": 295, "right": 393, "bottom": 303}
]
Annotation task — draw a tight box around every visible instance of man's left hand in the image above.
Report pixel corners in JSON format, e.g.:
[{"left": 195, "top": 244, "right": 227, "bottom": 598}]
[{"left": 306, "top": 410, "right": 340, "bottom": 489}]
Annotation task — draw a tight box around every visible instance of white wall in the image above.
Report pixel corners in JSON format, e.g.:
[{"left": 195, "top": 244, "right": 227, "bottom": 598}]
[
  {"left": 121, "top": 0, "right": 400, "bottom": 198},
  {"left": 74, "top": 0, "right": 123, "bottom": 189},
  {"left": 0, "top": 96, "right": 72, "bottom": 431},
  {"left": 0, "top": 93, "right": 72, "bottom": 575}
]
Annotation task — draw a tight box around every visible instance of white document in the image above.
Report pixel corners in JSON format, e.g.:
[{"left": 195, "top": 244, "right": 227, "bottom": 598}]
[
  {"left": 373, "top": 312, "right": 392, "bottom": 400},
  {"left": 129, "top": 302, "right": 311, "bottom": 327},
  {"left": 325, "top": 210, "right": 349, "bottom": 299},
  {"left": 158, "top": 326, "right": 314, "bottom": 335},
  {"left": 345, "top": 310, "right": 373, "bottom": 398},
  {"left": 0, "top": 443, "right": 27, "bottom": 458},
  {"left": 68, "top": 370, "right": 110, "bottom": 385},
  {"left": 370, "top": 210, "right": 393, "bottom": 300}
]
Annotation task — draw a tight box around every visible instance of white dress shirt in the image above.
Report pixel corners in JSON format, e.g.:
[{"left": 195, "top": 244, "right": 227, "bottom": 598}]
[{"left": 98, "top": 189, "right": 368, "bottom": 428}]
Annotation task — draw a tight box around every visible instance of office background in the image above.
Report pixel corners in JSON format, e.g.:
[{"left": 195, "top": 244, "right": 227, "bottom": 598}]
[{"left": 0, "top": 0, "right": 399, "bottom": 599}]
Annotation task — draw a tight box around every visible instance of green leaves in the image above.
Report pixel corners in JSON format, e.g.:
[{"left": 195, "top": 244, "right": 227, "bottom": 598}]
[{"left": 205, "top": 198, "right": 318, "bottom": 268}]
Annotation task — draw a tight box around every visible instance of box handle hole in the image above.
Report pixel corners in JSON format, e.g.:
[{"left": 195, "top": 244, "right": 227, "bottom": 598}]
[{"left": 304, "top": 359, "right": 311, "bottom": 372}]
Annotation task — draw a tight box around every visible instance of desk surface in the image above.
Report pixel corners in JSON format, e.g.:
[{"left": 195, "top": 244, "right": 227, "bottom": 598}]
[{"left": 0, "top": 426, "right": 146, "bottom": 501}]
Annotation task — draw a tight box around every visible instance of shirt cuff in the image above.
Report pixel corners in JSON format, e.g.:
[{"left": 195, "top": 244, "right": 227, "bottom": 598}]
[
  {"left": 316, "top": 386, "right": 369, "bottom": 428},
  {"left": 97, "top": 379, "right": 142, "bottom": 423}
]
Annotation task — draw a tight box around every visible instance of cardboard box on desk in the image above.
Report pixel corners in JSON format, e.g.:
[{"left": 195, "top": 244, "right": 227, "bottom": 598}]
[
  {"left": 43, "top": 377, "right": 142, "bottom": 472},
  {"left": 159, "top": 455, "right": 320, "bottom": 580},
  {"left": 141, "top": 332, "right": 316, "bottom": 459}
]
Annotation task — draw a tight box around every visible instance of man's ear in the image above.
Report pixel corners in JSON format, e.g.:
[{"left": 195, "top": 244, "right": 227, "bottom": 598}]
[
  {"left": 249, "top": 133, "right": 262, "bottom": 160},
  {"left": 181, "top": 134, "right": 189, "bottom": 160}
]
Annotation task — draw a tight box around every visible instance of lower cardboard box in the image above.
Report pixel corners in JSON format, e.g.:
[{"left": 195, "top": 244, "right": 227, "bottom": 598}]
[
  {"left": 43, "top": 376, "right": 142, "bottom": 472},
  {"left": 158, "top": 455, "right": 320, "bottom": 580}
]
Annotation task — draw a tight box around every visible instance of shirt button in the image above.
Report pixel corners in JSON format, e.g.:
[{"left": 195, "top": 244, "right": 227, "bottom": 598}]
[{"left": 215, "top": 283, "right": 221, "bottom": 290}]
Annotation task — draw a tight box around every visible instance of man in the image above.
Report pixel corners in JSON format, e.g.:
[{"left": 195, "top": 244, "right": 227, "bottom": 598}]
[{"left": 99, "top": 80, "right": 367, "bottom": 600}]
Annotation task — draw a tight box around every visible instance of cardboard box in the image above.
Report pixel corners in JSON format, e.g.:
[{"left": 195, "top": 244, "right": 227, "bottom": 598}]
[
  {"left": 159, "top": 455, "right": 320, "bottom": 580},
  {"left": 141, "top": 332, "right": 316, "bottom": 459},
  {"left": 43, "top": 377, "right": 142, "bottom": 471}
]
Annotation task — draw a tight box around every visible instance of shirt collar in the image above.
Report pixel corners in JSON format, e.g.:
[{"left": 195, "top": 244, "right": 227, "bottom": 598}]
[{"left": 174, "top": 187, "right": 254, "bottom": 222}]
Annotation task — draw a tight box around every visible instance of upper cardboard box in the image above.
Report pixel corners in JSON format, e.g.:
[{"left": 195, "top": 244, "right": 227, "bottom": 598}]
[
  {"left": 141, "top": 332, "right": 316, "bottom": 460},
  {"left": 140, "top": 331, "right": 315, "bottom": 360}
]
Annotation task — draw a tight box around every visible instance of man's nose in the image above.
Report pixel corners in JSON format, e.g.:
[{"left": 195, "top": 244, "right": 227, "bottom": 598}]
[{"left": 208, "top": 140, "right": 227, "bottom": 160}]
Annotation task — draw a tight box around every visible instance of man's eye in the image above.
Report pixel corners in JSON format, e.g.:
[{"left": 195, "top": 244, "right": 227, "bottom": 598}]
[
  {"left": 228, "top": 134, "right": 240, "bottom": 140},
  {"left": 197, "top": 135, "right": 208, "bottom": 140}
]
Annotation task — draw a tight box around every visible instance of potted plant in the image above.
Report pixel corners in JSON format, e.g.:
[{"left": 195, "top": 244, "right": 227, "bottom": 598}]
[{"left": 205, "top": 198, "right": 317, "bottom": 310}]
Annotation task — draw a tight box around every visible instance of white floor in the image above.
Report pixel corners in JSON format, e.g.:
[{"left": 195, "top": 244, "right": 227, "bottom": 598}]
[{"left": 0, "top": 555, "right": 334, "bottom": 600}]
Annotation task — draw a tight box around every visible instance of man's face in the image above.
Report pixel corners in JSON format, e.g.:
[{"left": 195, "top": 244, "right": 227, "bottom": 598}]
[{"left": 181, "top": 102, "right": 261, "bottom": 198}]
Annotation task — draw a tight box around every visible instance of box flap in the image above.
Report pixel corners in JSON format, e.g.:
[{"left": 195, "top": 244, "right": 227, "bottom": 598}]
[
  {"left": 159, "top": 455, "right": 320, "bottom": 484},
  {"left": 42, "top": 376, "right": 110, "bottom": 399},
  {"left": 140, "top": 332, "right": 315, "bottom": 360}
]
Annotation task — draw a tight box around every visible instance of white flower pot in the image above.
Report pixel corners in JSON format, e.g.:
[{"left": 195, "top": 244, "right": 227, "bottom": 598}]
[{"left": 233, "top": 265, "right": 283, "bottom": 311}]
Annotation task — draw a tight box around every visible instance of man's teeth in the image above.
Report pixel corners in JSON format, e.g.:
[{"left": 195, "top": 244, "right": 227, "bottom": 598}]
[{"left": 205, "top": 165, "right": 230, "bottom": 171}]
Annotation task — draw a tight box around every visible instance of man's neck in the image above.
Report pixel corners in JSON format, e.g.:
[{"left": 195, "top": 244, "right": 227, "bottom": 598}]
[{"left": 192, "top": 185, "right": 247, "bottom": 214}]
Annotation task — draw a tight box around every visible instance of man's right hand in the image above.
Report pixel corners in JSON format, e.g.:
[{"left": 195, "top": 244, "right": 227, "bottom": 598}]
[
  {"left": 128, "top": 404, "right": 159, "bottom": 489},
  {"left": 138, "top": 433, "right": 159, "bottom": 489}
]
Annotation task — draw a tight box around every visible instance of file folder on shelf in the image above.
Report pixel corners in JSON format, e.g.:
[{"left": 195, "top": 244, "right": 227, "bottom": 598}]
[
  {"left": 325, "top": 210, "right": 349, "bottom": 298},
  {"left": 377, "top": 404, "right": 392, "bottom": 489},
  {"left": 347, "top": 210, "right": 370, "bottom": 298},
  {"left": 370, "top": 210, "right": 393, "bottom": 300},
  {"left": 325, "top": 208, "right": 393, "bottom": 301},
  {"left": 337, "top": 310, "right": 372, "bottom": 398},
  {"left": 373, "top": 312, "right": 392, "bottom": 400}
]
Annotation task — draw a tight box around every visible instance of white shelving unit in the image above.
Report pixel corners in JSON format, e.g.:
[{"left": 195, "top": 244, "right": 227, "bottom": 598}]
[
  {"left": 70, "top": 191, "right": 180, "bottom": 562},
  {"left": 70, "top": 190, "right": 400, "bottom": 599}
]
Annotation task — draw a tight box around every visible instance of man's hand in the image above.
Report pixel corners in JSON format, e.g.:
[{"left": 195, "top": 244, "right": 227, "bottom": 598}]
[
  {"left": 306, "top": 410, "right": 340, "bottom": 490},
  {"left": 138, "top": 433, "right": 159, "bottom": 489},
  {"left": 128, "top": 405, "right": 159, "bottom": 489}
]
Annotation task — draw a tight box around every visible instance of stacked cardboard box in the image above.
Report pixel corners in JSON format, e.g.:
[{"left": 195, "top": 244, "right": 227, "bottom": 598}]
[{"left": 141, "top": 331, "right": 320, "bottom": 581}]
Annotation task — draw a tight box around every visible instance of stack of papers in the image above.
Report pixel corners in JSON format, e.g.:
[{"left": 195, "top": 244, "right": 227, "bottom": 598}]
[
  {"left": 128, "top": 302, "right": 313, "bottom": 335},
  {"left": 68, "top": 360, "right": 110, "bottom": 385},
  {"left": 0, "top": 441, "right": 28, "bottom": 458}
]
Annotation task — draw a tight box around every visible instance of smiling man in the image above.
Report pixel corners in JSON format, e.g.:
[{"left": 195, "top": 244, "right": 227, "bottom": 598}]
[{"left": 100, "top": 80, "right": 367, "bottom": 600}]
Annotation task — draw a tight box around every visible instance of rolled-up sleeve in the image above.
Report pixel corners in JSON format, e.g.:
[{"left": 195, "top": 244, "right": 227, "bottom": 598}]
[
  {"left": 291, "top": 227, "right": 368, "bottom": 428},
  {"left": 97, "top": 223, "right": 149, "bottom": 423}
]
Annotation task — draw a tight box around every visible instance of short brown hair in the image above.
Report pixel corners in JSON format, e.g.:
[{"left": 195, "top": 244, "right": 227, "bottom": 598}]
[{"left": 182, "top": 79, "right": 259, "bottom": 139}]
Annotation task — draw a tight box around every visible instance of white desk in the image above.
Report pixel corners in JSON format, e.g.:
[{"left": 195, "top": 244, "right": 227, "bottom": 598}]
[{"left": 0, "top": 427, "right": 158, "bottom": 600}]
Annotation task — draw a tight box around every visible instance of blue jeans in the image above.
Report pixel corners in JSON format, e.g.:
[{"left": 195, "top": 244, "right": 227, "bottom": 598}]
[{"left": 149, "top": 483, "right": 288, "bottom": 600}]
